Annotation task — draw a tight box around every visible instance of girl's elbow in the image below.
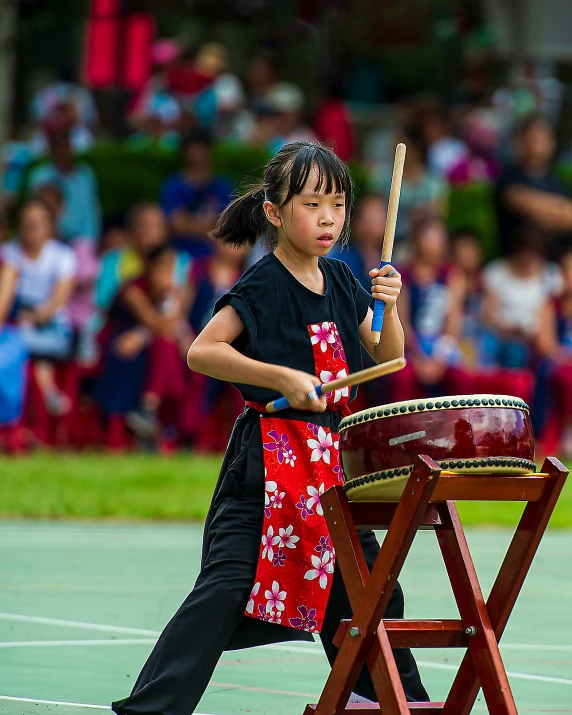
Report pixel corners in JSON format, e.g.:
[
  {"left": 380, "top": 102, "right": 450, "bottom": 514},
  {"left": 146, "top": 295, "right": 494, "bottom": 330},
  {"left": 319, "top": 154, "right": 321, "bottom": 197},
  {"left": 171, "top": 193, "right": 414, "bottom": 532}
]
[{"left": 186, "top": 342, "right": 200, "bottom": 370}]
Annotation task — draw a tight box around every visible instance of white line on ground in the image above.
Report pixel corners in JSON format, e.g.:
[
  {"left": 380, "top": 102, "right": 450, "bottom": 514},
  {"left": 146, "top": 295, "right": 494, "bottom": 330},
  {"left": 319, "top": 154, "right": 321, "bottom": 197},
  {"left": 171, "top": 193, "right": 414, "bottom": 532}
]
[
  {"left": 417, "top": 660, "right": 572, "bottom": 686},
  {"left": 0, "top": 695, "right": 109, "bottom": 710},
  {"left": 0, "top": 613, "right": 160, "bottom": 636},
  {"left": 2, "top": 611, "right": 571, "bottom": 688},
  {"left": 0, "top": 695, "right": 214, "bottom": 714},
  {"left": 0, "top": 639, "right": 157, "bottom": 648}
]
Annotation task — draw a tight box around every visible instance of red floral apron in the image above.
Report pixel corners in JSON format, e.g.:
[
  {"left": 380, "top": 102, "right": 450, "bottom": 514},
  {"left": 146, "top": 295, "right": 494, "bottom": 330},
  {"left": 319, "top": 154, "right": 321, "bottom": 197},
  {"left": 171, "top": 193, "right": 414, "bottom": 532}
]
[{"left": 245, "top": 322, "right": 350, "bottom": 634}]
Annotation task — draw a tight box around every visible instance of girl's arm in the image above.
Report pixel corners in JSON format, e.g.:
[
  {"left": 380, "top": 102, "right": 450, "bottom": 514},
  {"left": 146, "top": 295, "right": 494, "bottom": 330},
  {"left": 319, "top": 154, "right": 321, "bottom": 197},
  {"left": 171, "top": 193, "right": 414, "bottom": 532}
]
[
  {"left": 188, "top": 305, "right": 328, "bottom": 412},
  {"left": 359, "top": 264, "right": 405, "bottom": 363},
  {"left": 0, "top": 263, "right": 18, "bottom": 328},
  {"left": 359, "top": 305, "right": 405, "bottom": 363}
]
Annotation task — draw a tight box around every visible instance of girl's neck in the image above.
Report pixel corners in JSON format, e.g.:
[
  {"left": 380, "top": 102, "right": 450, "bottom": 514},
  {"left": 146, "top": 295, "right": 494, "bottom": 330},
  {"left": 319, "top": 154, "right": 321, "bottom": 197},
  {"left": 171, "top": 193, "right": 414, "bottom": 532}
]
[{"left": 274, "top": 243, "right": 325, "bottom": 294}]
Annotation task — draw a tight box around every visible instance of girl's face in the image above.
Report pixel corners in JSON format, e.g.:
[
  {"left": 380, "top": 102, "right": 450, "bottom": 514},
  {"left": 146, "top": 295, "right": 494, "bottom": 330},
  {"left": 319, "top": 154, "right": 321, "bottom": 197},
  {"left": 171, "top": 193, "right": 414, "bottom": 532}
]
[
  {"left": 18, "top": 204, "right": 52, "bottom": 252},
  {"left": 267, "top": 169, "right": 346, "bottom": 259}
]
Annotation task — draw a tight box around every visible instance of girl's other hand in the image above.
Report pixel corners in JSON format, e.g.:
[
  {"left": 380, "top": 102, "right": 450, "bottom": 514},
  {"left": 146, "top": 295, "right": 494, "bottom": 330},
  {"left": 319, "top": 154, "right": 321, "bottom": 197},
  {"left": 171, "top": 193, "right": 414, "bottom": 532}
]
[
  {"left": 276, "top": 367, "right": 327, "bottom": 412},
  {"left": 369, "top": 264, "right": 402, "bottom": 311}
]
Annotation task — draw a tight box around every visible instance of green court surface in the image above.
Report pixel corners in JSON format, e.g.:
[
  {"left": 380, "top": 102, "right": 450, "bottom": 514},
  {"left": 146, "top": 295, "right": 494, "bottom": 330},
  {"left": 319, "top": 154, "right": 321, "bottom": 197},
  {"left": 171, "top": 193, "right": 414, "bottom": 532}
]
[{"left": 1, "top": 521, "right": 571, "bottom": 715}]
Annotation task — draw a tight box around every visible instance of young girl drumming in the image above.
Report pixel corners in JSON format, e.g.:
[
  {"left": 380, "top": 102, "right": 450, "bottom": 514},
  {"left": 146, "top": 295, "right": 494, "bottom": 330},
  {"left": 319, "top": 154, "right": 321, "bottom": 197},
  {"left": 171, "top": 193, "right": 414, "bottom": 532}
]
[{"left": 112, "top": 141, "right": 429, "bottom": 714}]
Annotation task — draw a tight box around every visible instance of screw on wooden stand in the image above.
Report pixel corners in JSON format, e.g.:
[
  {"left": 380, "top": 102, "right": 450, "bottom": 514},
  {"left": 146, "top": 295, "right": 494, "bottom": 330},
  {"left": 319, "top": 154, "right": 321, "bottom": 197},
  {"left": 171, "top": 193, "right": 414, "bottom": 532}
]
[
  {"left": 349, "top": 626, "right": 361, "bottom": 638},
  {"left": 465, "top": 625, "right": 477, "bottom": 637}
]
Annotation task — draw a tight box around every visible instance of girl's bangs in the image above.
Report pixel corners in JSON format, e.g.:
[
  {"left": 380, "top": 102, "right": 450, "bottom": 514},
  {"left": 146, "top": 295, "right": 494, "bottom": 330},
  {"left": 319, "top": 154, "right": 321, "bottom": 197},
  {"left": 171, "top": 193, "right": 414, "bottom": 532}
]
[{"left": 281, "top": 145, "right": 352, "bottom": 206}]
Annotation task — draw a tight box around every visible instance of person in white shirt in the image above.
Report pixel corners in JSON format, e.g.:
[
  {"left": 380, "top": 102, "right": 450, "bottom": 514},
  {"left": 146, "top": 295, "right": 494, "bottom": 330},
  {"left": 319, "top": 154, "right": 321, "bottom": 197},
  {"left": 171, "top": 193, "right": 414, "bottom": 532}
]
[
  {"left": 481, "top": 225, "right": 563, "bottom": 368},
  {"left": 0, "top": 200, "right": 76, "bottom": 415}
]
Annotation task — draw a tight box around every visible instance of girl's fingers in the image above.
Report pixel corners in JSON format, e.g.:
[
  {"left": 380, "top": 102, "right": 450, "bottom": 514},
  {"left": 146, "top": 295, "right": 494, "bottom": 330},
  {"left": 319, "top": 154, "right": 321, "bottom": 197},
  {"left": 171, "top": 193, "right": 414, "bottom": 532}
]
[
  {"left": 370, "top": 264, "right": 399, "bottom": 277},
  {"left": 372, "top": 292, "right": 398, "bottom": 304}
]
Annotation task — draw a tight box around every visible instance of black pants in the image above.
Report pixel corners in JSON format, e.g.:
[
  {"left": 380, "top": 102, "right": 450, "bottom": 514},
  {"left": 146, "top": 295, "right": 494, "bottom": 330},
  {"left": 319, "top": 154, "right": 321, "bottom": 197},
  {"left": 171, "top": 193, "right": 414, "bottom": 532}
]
[{"left": 111, "top": 494, "right": 429, "bottom": 715}]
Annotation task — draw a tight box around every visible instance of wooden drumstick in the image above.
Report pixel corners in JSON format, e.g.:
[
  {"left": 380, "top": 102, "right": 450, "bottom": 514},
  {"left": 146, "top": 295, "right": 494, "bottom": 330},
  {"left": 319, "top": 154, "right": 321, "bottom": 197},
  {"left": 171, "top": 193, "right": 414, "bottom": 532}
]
[
  {"left": 265, "top": 357, "right": 406, "bottom": 413},
  {"left": 371, "top": 142, "right": 406, "bottom": 345}
]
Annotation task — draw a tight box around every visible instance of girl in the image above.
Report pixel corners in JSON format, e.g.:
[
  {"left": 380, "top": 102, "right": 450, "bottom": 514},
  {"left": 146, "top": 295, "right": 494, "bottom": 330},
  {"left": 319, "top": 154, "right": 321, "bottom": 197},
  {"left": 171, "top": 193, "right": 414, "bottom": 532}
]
[{"left": 112, "top": 141, "right": 428, "bottom": 714}]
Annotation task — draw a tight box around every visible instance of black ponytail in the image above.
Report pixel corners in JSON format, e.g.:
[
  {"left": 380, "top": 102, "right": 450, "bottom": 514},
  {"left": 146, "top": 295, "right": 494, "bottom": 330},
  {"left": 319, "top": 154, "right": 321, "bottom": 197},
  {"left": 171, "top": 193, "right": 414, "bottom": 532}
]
[
  {"left": 211, "top": 140, "right": 354, "bottom": 248},
  {"left": 211, "top": 185, "right": 268, "bottom": 247}
]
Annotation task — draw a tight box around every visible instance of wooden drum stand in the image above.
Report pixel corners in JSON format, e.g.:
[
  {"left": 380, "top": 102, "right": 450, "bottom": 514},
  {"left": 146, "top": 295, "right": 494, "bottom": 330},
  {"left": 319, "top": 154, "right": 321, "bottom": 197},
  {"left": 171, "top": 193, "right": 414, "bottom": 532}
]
[{"left": 305, "top": 455, "right": 568, "bottom": 715}]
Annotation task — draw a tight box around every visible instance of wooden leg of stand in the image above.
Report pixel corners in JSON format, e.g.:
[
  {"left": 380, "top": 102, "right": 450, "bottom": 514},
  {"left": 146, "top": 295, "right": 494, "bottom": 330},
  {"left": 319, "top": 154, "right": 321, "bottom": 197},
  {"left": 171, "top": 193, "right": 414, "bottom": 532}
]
[
  {"left": 314, "top": 456, "right": 442, "bottom": 715},
  {"left": 440, "top": 457, "right": 569, "bottom": 715},
  {"left": 436, "top": 501, "right": 517, "bottom": 715}
]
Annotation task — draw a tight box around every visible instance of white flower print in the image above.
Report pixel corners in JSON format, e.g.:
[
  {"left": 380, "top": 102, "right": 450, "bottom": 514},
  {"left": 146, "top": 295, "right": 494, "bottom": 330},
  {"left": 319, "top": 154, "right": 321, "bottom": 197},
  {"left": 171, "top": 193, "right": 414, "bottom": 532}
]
[
  {"left": 304, "top": 551, "right": 335, "bottom": 590},
  {"left": 269, "top": 489, "right": 285, "bottom": 509},
  {"left": 310, "top": 322, "right": 336, "bottom": 352},
  {"left": 319, "top": 368, "right": 350, "bottom": 403},
  {"left": 265, "top": 580, "right": 287, "bottom": 612},
  {"left": 284, "top": 447, "right": 297, "bottom": 467},
  {"left": 267, "top": 610, "right": 282, "bottom": 624},
  {"left": 261, "top": 526, "right": 280, "bottom": 562},
  {"left": 307, "top": 426, "right": 334, "bottom": 464},
  {"left": 246, "top": 581, "right": 260, "bottom": 614},
  {"left": 306, "top": 483, "right": 325, "bottom": 516},
  {"left": 278, "top": 524, "right": 300, "bottom": 549}
]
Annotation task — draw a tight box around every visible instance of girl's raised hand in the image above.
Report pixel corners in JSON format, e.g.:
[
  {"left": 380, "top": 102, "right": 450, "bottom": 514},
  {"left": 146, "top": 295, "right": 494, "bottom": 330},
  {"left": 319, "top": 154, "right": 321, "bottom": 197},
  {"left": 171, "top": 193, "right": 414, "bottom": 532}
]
[
  {"left": 276, "top": 367, "right": 328, "bottom": 412},
  {"left": 369, "top": 264, "right": 402, "bottom": 311}
]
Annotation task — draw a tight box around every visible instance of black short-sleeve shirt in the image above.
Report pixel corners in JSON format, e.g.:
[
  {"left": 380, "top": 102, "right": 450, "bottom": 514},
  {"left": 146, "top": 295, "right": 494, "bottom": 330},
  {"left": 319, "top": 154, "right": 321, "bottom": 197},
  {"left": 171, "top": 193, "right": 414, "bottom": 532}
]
[{"left": 213, "top": 252, "right": 372, "bottom": 403}]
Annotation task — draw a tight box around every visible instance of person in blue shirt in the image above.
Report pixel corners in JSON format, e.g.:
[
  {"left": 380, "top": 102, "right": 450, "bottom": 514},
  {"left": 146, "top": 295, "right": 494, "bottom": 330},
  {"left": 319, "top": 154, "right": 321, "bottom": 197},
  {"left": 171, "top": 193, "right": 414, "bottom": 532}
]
[
  {"left": 28, "top": 130, "right": 101, "bottom": 244},
  {"left": 160, "top": 129, "right": 234, "bottom": 259}
]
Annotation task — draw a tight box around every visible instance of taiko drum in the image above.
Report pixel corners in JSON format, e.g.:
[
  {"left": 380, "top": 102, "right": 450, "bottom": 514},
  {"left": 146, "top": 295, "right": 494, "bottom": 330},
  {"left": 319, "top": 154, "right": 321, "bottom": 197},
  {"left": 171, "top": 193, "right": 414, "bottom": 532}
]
[{"left": 339, "top": 395, "right": 535, "bottom": 501}]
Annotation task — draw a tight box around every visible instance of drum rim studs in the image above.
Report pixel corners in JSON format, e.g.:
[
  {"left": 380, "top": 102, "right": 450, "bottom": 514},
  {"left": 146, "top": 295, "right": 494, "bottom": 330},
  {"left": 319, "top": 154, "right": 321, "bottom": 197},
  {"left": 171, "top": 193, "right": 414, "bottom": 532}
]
[{"left": 338, "top": 395, "right": 530, "bottom": 432}]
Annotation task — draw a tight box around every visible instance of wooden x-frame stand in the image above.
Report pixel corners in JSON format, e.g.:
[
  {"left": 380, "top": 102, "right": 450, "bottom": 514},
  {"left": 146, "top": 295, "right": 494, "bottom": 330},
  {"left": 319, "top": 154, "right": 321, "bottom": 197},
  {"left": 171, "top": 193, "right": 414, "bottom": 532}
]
[{"left": 305, "top": 455, "right": 568, "bottom": 715}]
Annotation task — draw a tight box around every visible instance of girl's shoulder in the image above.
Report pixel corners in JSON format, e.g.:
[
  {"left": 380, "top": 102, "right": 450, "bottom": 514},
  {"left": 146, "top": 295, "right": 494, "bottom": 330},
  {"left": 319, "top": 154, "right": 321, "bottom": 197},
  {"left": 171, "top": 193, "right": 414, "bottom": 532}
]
[{"left": 228, "top": 252, "right": 278, "bottom": 295}]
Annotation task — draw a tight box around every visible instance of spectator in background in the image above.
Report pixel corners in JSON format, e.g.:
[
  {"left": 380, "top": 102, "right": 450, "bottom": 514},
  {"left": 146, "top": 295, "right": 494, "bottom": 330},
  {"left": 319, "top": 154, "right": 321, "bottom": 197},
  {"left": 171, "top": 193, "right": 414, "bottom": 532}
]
[
  {"left": 231, "top": 54, "right": 281, "bottom": 142},
  {"left": 167, "top": 42, "right": 244, "bottom": 135},
  {"left": 29, "top": 130, "right": 101, "bottom": 244},
  {"left": 313, "top": 78, "right": 356, "bottom": 162},
  {"left": 160, "top": 129, "right": 233, "bottom": 258},
  {"left": 0, "top": 200, "right": 75, "bottom": 415},
  {"left": 96, "top": 203, "right": 189, "bottom": 314},
  {"left": 391, "top": 216, "right": 466, "bottom": 400},
  {"left": 449, "top": 230, "right": 486, "bottom": 366},
  {"left": 370, "top": 124, "right": 447, "bottom": 255},
  {"left": 331, "top": 194, "right": 386, "bottom": 291},
  {"left": 94, "top": 243, "right": 192, "bottom": 447},
  {"left": 30, "top": 66, "right": 98, "bottom": 131},
  {"left": 129, "top": 39, "right": 181, "bottom": 125},
  {"left": 126, "top": 93, "right": 182, "bottom": 151},
  {"left": 495, "top": 114, "right": 572, "bottom": 259},
  {"left": 448, "top": 109, "right": 502, "bottom": 186},
  {"left": 29, "top": 66, "right": 98, "bottom": 153},
  {"left": 419, "top": 107, "right": 468, "bottom": 177},
  {"left": 481, "top": 225, "right": 562, "bottom": 372},
  {"left": 181, "top": 240, "right": 249, "bottom": 450},
  {"left": 100, "top": 217, "right": 129, "bottom": 255},
  {"left": 537, "top": 249, "right": 572, "bottom": 455},
  {"left": 30, "top": 101, "right": 96, "bottom": 157},
  {"left": 34, "top": 183, "right": 99, "bottom": 364}
]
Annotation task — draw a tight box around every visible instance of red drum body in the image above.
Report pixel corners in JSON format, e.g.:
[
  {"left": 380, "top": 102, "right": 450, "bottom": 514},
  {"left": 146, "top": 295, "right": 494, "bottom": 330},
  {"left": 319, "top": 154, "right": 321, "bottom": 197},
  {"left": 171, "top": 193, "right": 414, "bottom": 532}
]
[{"left": 340, "top": 395, "right": 535, "bottom": 500}]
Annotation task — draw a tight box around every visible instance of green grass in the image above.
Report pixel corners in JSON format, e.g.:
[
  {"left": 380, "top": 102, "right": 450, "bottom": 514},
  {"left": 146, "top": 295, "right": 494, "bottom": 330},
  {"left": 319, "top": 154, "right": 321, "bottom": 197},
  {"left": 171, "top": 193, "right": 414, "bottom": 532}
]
[{"left": 0, "top": 452, "right": 571, "bottom": 526}]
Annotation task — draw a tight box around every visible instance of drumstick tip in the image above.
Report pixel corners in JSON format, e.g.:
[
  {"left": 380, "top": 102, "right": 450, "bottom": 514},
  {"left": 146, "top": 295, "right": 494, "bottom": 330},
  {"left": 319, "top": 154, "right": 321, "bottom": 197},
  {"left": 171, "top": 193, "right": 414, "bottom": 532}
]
[{"left": 371, "top": 331, "right": 381, "bottom": 345}]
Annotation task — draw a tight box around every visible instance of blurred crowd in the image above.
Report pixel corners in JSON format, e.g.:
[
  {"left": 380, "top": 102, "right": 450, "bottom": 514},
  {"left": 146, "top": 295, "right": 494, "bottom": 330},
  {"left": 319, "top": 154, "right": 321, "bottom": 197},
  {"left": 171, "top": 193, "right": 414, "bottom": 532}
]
[{"left": 1, "top": 39, "right": 572, "bottom": 457}]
